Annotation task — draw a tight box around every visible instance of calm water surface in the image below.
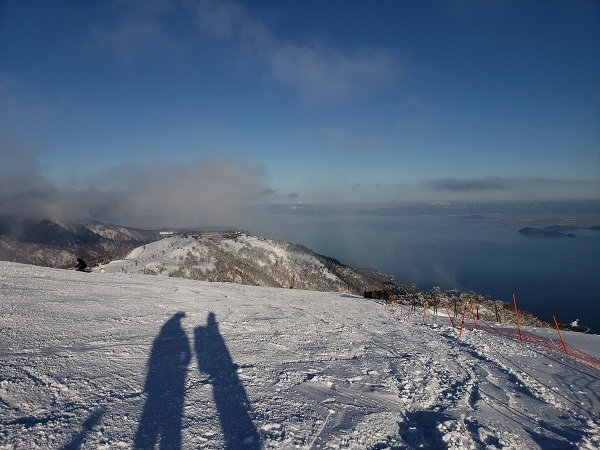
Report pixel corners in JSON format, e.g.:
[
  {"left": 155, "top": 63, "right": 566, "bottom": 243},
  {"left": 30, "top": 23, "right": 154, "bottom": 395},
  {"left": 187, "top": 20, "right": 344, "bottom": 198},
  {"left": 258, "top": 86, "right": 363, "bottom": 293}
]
[{"left": 243, "top": 214, "right": 600, "bottom": 333}]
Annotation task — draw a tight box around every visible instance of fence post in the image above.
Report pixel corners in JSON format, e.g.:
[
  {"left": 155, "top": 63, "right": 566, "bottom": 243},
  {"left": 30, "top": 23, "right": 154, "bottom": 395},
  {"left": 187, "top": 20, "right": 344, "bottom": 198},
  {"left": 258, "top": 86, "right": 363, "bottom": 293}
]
[
  {"left": 512, "top": 293, "right": 523, "bottom": 342},
  {"left": 443, "top": 301, "right": 455, "bottom": 327},
  {"left": 553, "top": 315, "right": 569, "bottom": 355},
  {"left": 459, "top": 301, "right": 469, "bottom": 337},
  {"left": 470, "top": 300, "right": 478, "bottom": 330}
]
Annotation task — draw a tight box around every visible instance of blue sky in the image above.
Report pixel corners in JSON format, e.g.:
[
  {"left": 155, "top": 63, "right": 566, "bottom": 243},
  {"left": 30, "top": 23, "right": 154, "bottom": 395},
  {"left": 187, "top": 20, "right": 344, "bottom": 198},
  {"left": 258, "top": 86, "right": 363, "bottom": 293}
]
[{"left": 1, "top": 0, "right": 599, "bottom": 227}]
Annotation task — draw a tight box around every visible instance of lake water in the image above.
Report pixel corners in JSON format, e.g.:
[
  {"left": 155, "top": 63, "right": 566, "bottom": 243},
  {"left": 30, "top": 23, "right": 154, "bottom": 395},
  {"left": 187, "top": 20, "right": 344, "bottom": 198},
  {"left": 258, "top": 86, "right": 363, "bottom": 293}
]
[{"left": 241, "top": 213, "right": 600, "bottom": 334}]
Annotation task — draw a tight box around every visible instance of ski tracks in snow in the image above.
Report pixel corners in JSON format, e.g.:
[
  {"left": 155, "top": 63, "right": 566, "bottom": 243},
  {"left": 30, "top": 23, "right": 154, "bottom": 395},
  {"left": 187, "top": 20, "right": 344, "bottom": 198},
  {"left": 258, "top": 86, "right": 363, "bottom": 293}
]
[
  {"left": 407, "top": 319, "right": 600, "bottom": 450},
  {"left": 282, "top": 306, "right": 600, "bottom": 449}
]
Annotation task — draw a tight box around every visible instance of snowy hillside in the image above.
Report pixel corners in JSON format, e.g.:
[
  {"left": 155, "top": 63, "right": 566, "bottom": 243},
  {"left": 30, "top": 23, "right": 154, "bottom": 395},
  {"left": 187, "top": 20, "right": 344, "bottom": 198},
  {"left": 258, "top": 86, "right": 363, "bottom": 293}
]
[
  {"left": 1, "top": 262, "right": 599, "bottom": 449},
  {"left": 98, "top": 233, "right": 402, "bottom": 295},
  {"left": 0, "top": 217, "right": 156, "bottom": 269}
]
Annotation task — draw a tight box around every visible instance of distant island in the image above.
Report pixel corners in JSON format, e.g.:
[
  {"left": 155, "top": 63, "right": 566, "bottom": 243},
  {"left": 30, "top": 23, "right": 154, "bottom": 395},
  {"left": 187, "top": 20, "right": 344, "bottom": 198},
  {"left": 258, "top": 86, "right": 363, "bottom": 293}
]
[
  {"left": 518, "top": 227, "right": 576, "bottom": 237},
  {"left": 518, "top": 225, "right": 600, "bottom": 237}
]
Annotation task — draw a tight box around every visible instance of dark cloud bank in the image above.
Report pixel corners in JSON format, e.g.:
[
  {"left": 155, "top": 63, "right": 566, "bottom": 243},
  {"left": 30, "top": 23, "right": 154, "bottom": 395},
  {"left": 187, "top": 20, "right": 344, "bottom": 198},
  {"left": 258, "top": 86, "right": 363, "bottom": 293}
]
[{"left": 430, "top": 178, "right": 508, "bottom": 192}]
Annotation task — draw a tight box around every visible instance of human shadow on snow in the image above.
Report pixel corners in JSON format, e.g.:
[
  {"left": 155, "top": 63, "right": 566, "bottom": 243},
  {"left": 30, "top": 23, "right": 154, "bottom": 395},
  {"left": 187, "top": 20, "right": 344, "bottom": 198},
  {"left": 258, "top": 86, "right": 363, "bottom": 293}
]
[
  {"left": 134, "top": 312, "right": 191, "bottom": 449},
  {"left": 195, "top": 312, "right": 260, "bottom": 449}
]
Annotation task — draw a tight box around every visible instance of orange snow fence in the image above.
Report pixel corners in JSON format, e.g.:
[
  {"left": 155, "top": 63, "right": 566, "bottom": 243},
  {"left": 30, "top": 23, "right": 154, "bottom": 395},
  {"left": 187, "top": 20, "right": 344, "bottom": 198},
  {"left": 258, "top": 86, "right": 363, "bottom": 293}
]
[
  {"left": 458, "top": 322, "right": 600, "bottom": 370},
  {"left": 443, "top": 301, "right": 455, "bottom": 327}
]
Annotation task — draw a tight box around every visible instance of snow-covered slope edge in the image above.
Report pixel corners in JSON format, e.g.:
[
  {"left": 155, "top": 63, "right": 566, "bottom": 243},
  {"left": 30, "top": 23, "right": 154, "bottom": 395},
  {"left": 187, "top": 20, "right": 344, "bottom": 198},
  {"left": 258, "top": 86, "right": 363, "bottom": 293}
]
[{"left": 1, "top": 262, "right": 599, "bottom": 449}]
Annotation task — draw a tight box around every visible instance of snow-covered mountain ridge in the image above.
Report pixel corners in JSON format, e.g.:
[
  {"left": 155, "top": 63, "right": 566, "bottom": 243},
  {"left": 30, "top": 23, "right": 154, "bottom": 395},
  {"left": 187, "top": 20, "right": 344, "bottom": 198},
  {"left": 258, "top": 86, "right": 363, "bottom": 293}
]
[
  {"left": 99, "top": 232, "right": 415, "bottom": 296},
  {"left": 0, "top": 261, "right": 599, "bottom": 449}
]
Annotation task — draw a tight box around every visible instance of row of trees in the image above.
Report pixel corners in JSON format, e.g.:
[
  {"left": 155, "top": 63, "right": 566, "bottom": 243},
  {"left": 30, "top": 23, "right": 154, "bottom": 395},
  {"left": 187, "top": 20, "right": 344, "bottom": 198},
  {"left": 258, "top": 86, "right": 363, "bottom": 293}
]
[{"left": 392, "top": 287, "right": 551, "bottom": 328}]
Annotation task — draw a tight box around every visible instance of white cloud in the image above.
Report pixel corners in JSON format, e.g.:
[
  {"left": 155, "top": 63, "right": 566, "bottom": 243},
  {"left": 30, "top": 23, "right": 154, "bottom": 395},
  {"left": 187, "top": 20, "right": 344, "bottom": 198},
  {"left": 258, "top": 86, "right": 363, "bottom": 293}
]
[
  {"left": 88, "top": 0, "right": 402, "bottom": 99},
  {"left": 186, "top": 0, "right": 270, "bottom": 44},
  {"left": 89, "top": 1, "right": 182, "bottom": 65},
  {"left": 267, "top": 44, "right": 399, "bottom": 100},
  {"left": 186, "top": 0, "right": 401, "bottom": 101}
]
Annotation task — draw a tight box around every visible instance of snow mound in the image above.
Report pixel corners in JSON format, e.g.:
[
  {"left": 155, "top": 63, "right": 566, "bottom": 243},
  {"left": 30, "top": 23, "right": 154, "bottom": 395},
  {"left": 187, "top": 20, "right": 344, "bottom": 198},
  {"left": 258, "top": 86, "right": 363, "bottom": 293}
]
[{"left": 1, "top": 261, "right": 599, "bottom": 449}]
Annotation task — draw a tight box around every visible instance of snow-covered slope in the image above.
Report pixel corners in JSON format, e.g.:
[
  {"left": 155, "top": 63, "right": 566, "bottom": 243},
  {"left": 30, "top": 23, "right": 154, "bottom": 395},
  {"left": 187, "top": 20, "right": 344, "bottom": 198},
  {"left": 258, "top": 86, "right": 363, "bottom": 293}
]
[
  {"left": 99, "top": 233, "right": 395, "bottom": 295},
  {"left": 1, "top": 262, "right": 599, "bottom": 449}
]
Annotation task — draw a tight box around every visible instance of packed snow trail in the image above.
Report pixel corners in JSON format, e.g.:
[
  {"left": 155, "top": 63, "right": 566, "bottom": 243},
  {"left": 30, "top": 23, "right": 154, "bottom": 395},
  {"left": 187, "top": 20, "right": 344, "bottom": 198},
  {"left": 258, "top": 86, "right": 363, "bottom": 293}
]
[{"left": 1, "top": 262, "right": 599, "bottom": 449}]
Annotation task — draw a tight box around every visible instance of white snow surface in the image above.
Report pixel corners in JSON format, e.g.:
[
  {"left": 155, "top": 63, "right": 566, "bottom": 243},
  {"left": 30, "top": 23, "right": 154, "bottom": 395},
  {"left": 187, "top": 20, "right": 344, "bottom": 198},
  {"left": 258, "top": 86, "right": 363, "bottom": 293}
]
[{"left": 1, "top": 261, "right": 600, "bottom": 449}]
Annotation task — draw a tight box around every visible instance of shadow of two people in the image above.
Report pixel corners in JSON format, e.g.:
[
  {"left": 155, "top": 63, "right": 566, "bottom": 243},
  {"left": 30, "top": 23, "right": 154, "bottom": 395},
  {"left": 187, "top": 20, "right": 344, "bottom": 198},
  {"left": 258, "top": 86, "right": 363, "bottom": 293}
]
[{"left": 134, "top": 312, "right": 260, "bottom": 449}]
